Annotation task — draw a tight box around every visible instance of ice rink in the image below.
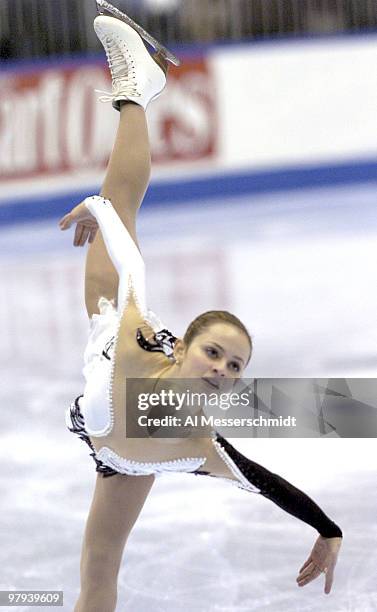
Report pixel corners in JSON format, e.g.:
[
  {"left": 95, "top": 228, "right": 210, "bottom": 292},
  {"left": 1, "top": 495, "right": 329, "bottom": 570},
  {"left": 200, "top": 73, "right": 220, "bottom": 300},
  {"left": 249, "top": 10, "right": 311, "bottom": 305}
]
[{"left": 0, "top": 181, "right": 376, "bottom": 611}]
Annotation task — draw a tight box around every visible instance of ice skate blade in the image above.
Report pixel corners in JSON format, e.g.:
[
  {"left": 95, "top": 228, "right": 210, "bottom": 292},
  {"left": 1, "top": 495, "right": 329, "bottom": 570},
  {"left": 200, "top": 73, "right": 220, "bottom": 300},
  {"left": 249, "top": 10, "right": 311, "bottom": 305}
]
[{"left": 96, "top": 0, "right": 181, "bottom": 66}]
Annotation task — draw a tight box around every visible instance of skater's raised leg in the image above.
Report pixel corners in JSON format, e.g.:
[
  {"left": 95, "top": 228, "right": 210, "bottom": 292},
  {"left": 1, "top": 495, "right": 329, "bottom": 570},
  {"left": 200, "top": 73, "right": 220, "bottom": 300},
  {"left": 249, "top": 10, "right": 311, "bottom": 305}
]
[{"left": 83, "top": 16, "right": 168, "bottom": 316}]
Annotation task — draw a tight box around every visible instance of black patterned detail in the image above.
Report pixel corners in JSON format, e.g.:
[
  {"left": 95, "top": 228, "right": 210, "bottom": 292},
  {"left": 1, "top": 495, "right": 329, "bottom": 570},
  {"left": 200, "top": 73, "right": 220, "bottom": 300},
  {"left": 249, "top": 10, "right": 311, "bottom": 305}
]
[
  {"left": 67, "top": 396, "right": 118, "bottom": 478},
  {"left": 136, "top": 328, "right": 177, "bottom": 359},
  {"left": 208, "top": 433, "right": 343, "bottom": 538},
  {"left": 102, "top": 336, "right": 115, "bottom": 361}
]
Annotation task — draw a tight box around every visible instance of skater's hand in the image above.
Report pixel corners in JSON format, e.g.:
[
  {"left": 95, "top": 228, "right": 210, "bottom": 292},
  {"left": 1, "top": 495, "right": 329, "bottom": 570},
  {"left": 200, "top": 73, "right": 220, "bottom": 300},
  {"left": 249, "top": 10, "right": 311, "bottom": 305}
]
[
  {"left": 59, "top": 202, "right": 98, "bottom": 246},
  {"left": 296, "top": 535, "right": 342, "bottom": 594}
]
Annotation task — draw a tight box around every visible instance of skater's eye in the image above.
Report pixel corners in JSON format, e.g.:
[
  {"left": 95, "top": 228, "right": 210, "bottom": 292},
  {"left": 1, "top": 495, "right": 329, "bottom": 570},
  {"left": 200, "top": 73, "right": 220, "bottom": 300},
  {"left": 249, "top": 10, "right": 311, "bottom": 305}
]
[
  {"left": 205, "top": 346, "right": 242, "bottom": 373},
  {"left": 205, "top": 346, "right": 218, "bottom": 358}
]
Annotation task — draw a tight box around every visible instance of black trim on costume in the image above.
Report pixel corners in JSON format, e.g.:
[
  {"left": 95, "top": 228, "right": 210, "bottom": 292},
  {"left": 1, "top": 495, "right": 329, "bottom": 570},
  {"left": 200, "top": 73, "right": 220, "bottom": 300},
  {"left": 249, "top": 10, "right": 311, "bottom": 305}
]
[
  {"left": 67, "top": 396, "right": 118, "bottom": 478},
  {"left": 102, "top": 336, "right": 115, "bottom": 361},
  {"left": 136, "top": 327, "right": 177, "bottom": 358}
]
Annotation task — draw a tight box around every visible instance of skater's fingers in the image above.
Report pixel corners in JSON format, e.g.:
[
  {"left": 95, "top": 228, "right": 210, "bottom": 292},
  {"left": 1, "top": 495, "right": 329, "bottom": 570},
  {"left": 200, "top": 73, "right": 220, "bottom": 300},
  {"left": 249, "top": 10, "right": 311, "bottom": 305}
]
[
  {"left": 324, "top": 566, "right": 334, "bottom": 594},
  {"left": 73, "top": 224, "right": 85, "bottom": 247},
  {"left": 297, "top": 565, "right": 322, "bottom": 587},
  {"left": 79, "top": 226, "right": 90, "bottom": 246},
  {"left": 64, "top": 201, "right": 95, "bottom": 226},
  {"left": 88, "top": 227, "right": 98, "bottom": 244},
  {"left": 59, "top": 203, "right": 88, "bottom": 230},
  {"left": 58, "top": 214, "right": 72, "bottom": 230},
  {"left": 297, "top": 561, "right": 316, "bottom": 580},
  {"left": 299, "top": 557, "right": 312, "bottom": 573}
]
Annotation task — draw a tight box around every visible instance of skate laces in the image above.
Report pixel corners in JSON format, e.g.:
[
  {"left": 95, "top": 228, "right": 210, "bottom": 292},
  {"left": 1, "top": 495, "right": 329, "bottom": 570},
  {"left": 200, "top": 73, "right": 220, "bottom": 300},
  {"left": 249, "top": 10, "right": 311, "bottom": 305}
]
[
  {"left": 96, "top": 81, "right": 140, "bottom": 103},
  {"left": 95, "top": 34, "right": 140, "bottom": 102}
]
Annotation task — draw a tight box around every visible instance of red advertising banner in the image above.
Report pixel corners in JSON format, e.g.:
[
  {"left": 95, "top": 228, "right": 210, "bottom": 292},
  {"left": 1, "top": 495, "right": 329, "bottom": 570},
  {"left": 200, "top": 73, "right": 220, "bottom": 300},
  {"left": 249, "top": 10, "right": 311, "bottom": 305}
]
[{"left": 0, "top": 57, "right": 217, "bottom": 182}]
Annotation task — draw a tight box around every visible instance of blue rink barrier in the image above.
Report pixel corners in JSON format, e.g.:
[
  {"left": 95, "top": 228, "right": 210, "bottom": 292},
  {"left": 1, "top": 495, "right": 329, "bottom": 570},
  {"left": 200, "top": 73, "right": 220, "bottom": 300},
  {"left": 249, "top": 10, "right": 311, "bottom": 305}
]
[{"left": 1, "top": 158, "right": 377, "bottom": 226}]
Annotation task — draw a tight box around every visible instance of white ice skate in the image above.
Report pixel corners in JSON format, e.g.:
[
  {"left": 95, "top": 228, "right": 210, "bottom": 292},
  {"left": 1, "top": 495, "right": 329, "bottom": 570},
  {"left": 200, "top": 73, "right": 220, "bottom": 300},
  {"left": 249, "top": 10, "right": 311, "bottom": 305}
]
[
  {"left": 94, "top": 15, "right": 168, "bottom": 111},
  {"left": 96, "top": 0, "right": 181, "bottom": 67}
]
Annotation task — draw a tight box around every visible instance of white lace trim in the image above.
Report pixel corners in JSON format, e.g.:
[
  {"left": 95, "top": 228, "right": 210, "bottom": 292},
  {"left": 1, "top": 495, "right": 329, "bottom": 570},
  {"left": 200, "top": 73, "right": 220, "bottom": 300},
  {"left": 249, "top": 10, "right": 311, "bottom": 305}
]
[
  {"left": 96, "top": 446, "right": 206, "bottom": 476},
  {"left": 210, "top": 434, "right": 260, "bottom": 494}
]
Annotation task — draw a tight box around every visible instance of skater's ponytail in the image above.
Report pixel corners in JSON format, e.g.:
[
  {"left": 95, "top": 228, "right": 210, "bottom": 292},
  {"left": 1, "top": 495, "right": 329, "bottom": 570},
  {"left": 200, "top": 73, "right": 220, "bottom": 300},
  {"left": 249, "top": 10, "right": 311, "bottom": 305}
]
[{"left": 183, "top": 311, "right": 252, "bottom": 362}]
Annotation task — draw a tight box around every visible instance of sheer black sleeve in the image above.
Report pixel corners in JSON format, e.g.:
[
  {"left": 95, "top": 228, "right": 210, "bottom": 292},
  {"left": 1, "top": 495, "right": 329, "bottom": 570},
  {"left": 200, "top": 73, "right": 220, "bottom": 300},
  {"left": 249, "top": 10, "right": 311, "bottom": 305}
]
[{"left": 216, "top": 435, "right": 343, "bottom": 538}]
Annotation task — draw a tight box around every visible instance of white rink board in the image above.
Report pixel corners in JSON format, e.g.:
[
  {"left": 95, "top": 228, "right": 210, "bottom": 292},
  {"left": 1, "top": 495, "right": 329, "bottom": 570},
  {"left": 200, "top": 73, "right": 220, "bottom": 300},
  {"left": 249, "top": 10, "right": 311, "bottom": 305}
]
[
  {"left": 212, "top": 35, "right": 377, "bottom": 171},
  {"left": 2, "top": 34, "right": 377, "bottom": 203}
]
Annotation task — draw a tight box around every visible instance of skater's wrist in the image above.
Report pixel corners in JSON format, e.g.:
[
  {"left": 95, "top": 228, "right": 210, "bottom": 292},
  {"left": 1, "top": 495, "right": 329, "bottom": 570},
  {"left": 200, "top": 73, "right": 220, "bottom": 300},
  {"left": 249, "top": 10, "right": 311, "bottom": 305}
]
[
  {"left": 84, "top": 195, "right": 113, "bottom": 216},
  {"left": 319, "top": 522, "right": 343, "bottom": 539}
]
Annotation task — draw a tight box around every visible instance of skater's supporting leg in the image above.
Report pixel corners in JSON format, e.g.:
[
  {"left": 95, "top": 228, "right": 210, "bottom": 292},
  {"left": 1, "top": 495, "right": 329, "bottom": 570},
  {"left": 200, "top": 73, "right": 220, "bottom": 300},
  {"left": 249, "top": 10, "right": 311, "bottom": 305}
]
[{"left": 74, "top": 473, "right": 155, "bottom": 612}]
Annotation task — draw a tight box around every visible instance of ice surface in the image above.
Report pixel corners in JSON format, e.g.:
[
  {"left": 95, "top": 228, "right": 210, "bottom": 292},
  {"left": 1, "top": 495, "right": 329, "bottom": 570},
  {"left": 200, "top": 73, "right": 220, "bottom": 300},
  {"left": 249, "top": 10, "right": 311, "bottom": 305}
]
[{"left": 0, "top": 184, "right": 376, "bottom": 610}]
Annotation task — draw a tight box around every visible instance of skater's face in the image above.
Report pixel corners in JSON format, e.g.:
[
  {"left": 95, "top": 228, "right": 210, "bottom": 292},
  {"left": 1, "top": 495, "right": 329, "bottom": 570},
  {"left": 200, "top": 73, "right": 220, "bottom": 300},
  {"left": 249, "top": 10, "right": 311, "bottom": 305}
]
[{"left": 175, "top": 323, "right": 250, "bottom": 389}]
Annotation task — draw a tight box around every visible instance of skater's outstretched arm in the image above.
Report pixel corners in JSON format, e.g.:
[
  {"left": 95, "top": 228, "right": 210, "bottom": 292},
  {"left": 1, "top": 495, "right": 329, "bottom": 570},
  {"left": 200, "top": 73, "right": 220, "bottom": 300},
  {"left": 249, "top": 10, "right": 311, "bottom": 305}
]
[
  {"left": 212, "top": 435, "right": 342, "bottom": 593},
  {"left": 215, "top": 436, "right": 342, "bottom": 537}
]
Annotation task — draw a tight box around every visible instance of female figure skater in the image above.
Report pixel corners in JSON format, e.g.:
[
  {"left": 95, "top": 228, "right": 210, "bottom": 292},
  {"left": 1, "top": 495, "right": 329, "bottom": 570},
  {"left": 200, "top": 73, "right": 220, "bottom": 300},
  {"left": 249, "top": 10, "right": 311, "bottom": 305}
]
[{"left": 60, "top": 14, "right": 342, "bottom": 612}]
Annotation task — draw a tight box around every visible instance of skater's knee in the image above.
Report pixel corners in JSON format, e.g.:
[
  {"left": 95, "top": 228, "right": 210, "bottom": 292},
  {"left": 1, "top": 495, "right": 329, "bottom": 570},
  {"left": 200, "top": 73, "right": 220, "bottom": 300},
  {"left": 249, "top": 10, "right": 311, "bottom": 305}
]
[{"left": 80, "top": 545, "right": 122, "bottom": 585}]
